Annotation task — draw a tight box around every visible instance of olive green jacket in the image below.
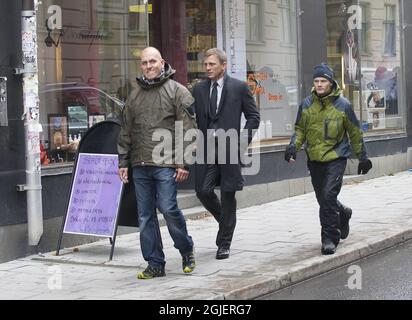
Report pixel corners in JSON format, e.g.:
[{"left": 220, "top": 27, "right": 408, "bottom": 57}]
[
  {"left": 118, "top": 64, "right": 196, "bottom": 169},
  {"left": 290, "top": 81, "right": 368, "bottom": 162}
]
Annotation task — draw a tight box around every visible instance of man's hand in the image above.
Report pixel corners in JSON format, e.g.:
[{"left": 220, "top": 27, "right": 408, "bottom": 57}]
[
  {"left": 174, "top": 167, "right": 189, "bottom": 182},
  {"left": 358, "top": 159, "right": 372, "bottom": 175},
  {"left": 284, "top": 145, "right": 297, "bottom": 163},
  {"left": 118, "top": 167, "right": 129, "bottom": 183}
]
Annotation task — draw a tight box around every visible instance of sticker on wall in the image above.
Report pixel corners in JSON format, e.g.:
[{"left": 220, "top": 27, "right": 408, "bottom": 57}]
[
  {"left": 27, "top": 131, "right": 40, "bottom": 155},
  {"left": 0, "top": 77, "right": 7, "bottom": 126}
]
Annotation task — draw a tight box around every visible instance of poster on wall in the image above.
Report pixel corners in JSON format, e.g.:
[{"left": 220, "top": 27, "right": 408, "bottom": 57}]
[
  {"left": 365, "top": 90, "right": 386, "bottom": 109},
  {"left": 48, "top": 114, "right": 68, "bottom": 150},
  {"left": 367, "top": 110, "right": 385, "bottom": 130}
]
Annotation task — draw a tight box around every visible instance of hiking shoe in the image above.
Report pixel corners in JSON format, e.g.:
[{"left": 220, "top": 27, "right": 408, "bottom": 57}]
[
  {"left": 182, "top": 251, "right": 196, "bottom": 274},
  {"left": 137, "top": 265, "right": 165, "bottom": 279},
  {"left": 321, "top": 240, "right": 337, "bottom": 255},
  {"left": 339, "top": 206, "right": 352, "bottom": 240}
]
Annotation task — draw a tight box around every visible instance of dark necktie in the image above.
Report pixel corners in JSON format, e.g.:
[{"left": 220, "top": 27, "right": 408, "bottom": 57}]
[{"left": 210, "top": 82, "right": 218, "bottom": 118}]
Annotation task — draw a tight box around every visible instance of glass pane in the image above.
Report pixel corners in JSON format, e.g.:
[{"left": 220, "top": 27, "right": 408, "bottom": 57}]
[
  {"left": 246, "top": 0, "right": 299, "bottom": 139},
  {"left": 326, "top": 0, "right": 404, "bottom": 134},
  {"left": 148, "top": 0, "right": 216, "bottom": 88},
  {"left": 37, "top": 0, "right": 148, "bottom": 166}
]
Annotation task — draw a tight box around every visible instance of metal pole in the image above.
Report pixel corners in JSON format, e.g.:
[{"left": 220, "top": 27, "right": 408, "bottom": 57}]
[{"left": 20, "top": 0, "right": 43, "bottom": 246}]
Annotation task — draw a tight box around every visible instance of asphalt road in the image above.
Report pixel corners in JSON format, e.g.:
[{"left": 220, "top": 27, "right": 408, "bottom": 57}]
[{"left": 259, "top": 240, "right": 412, "bottom": 300}]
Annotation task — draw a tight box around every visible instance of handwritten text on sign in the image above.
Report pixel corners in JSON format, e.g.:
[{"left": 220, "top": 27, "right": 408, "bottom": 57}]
[{"left": 63, "top": 153, "right": 123, "bottom": 237}]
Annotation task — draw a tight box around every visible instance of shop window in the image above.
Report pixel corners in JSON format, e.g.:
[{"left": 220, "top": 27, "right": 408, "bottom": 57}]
[
  {"left": 246, "top": 0, "right": 299, "bottom": 140},
  {"left": 185, "top": 0, "right": 217, "bottom": 87},
  {"left": 326, "top": 0, "right": 405, "bottom": 135},
  {"left": 37, "top": 0, "right": 145, "bottom": 168},
  {"left": 148, "top": 0, "right": 216, "bottom": 88},
  {"left": 245, "top": 0, "right": 263, "bottom": 43}
]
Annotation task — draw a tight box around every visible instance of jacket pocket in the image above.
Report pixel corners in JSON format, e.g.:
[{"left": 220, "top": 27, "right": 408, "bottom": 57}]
[{"left": 324, "top": 118, "right": 339, "bottom": 140}]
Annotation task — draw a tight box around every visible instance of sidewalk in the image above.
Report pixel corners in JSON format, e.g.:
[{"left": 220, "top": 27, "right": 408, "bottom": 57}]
[{"left": 1, "top": 171, "right": 412, "bottom": 300}]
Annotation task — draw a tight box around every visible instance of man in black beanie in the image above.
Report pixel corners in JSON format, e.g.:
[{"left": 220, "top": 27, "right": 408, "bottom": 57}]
[{"left": 284, "top": 62, "right": 372, "bottom": 255}]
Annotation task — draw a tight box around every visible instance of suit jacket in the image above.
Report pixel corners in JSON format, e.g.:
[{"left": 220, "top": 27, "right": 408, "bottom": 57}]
[{"left": 192, "top": 74, "right": 260, "bottom": 192}]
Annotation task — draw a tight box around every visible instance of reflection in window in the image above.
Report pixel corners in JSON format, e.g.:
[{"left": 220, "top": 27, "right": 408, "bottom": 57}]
[
  {"left": 383, "top": 5, "right": 396, "bottom": 56},
  {"left": 326, "top": 0, "right": 404, "bottom": 134},
  {"left": 279, "top": 0, "right": 296, "bottom": 45},
  {"left": 128, "top": 1, "right": 150, "bottom": 37},
  {"left": 359, "top": 4, "right": 370, "bottom": 54},
  {"left": 246, "top": 0, "right": 299, "bottom": 139},
  {"left": 36, "top": 0, "right": 141, "bottom": 167},
  {"left": 245, "top": 0, "right": 262, "bottom": 42}
]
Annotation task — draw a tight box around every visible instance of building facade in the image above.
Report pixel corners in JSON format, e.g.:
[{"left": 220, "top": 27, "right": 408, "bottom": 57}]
[{"left": 1, "top": 0, "right": 411, "bottom": 261}]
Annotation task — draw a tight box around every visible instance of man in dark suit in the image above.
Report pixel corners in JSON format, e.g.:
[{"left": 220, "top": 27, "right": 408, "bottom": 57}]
[{"left": 192, "top": 48, "right": 260, "bottom": 260}]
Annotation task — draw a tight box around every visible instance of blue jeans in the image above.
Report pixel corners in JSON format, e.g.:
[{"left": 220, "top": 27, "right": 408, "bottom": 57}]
[{"left": 132, "top": 166, "right": 194, "bottom": 268}]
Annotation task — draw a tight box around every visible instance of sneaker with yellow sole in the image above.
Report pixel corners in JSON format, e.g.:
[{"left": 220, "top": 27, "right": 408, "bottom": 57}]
[
  {"left": 182, "top": 251, "right": 196, "bottom": 274},
  {"left": 137, "top": 265, "right": 166, "bottom": 279}
]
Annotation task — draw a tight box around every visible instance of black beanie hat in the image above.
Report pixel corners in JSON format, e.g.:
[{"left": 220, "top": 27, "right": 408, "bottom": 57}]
[{"left": 313, "top": 63, "right": 334, "bottom": 83}]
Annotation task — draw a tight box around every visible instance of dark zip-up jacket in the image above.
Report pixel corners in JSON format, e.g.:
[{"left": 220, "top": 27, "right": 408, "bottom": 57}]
[{"left": 118, "top": 63, "right": 196, "bottom": 169}]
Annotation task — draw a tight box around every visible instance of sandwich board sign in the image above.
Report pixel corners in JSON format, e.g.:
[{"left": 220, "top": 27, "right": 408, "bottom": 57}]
[{"left": 57, "top": 153, "right": 123, "bottom": 260}]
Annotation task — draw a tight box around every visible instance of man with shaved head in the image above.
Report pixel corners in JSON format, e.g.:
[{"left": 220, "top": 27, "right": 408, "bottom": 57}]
[{"left": 118, "top": 47, "right": 197, "bottom": 279}]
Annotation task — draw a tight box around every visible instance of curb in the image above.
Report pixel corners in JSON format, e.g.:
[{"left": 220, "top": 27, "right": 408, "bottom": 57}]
[{"left": 221, "top": 229, "right": 412, "bottom": 300}]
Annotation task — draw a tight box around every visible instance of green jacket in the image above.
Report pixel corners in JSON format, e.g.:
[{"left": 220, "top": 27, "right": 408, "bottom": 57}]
[
  {"left": 118, "top": 63, "right": 196, "bottom": 169},
  {"left": 290, "top": 81, "right": 368, "bottom": 162}
]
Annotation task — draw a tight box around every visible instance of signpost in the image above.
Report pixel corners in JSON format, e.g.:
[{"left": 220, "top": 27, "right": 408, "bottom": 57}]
[{"left": 56, "top": 153, "right": 123, "bottom": 260}]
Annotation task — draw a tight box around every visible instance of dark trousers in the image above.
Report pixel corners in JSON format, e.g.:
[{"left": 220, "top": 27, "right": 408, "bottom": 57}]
[
  {"left": 308, "top": 158, "right": 347, "bottom": 245},
  {"left": 196, "top": 164, "right": 237, "bottom": 249}
]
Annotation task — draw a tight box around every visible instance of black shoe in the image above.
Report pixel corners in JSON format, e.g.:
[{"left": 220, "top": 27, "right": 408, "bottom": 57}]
[
  {"left": 339, "top": 206, "right": 352, "bottom": 240},
  {"left": 182, "top": 250, "right": 196, "bottom": 274},
  {"left": 321, "top": 241, "right": 336, "bottom": 255},
  {"left": 137, "top": 265, "right": 166, "bottom": 279},
  {"left": 216, "top": 247, "right": 230, "bottom": 260}
]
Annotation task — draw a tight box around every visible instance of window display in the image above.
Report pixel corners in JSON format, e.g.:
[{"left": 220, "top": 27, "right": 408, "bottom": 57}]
[
  {"left": 245, "top": 0, "right": 299, "bottom": 138},
  {"left": 37, "top": 0, "right": 145, "bottom": 167},
  {"left": 326, "top": 0, "right": 405, "bottom": 134}
]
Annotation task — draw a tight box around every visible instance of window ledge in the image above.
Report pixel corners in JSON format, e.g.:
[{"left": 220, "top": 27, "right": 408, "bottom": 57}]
[
  {"left": 364, "top": 130, "right": 407, "bottom": 142},
  {"left": 246, "top": 40, "right": 266, "bottom": 46},
  {"left": 382, "top": 53, "right": 397, "bottom": 58},
  {"left": 41, "top": 163, "right": 74, "bottom": 177},
  {"left": 279, "top": 42, "right": 296, "bottom": 48},
  {"left": 249, "top": 137, "right": 290, "bottom": 154},
  {"left": 360, "top": 52, "right": 373, "bottom": 57},
  {"left": 248, "top": 131, "right": 407, "bottom": 154}
]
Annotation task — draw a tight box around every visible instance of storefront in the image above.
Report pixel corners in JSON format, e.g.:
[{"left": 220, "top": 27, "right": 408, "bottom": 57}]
[
  {"left": 36, "top": 0, "right": 301, "bottom": 171},
  {"left": 1, "top": 0, "right": 411, "bottom": 261},
  {"left": 325, "top": 0, "right": 406, "bottom": 135}
]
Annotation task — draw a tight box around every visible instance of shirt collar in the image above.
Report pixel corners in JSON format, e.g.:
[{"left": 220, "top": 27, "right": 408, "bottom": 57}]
[{"left": 211, "top": 77, "right": 224, "bottom": 88}]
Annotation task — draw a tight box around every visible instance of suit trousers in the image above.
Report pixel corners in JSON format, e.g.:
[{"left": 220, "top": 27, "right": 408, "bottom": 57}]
[
  {"left": 196, "top": 164, "right": 237, "bottom": 249},
  {"left": 308, "top": 158, "right": 347, "bottom": 246}
]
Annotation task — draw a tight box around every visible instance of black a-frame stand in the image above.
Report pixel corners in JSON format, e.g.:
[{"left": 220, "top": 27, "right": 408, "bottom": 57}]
[{"left": 56, "top": 120, "right": 137, "bottom": 261}]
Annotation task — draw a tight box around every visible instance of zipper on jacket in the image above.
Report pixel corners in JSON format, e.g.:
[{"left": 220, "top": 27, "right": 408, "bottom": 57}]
[{"left": 324, "top": 119, "right": 329, "bottom": 139}]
